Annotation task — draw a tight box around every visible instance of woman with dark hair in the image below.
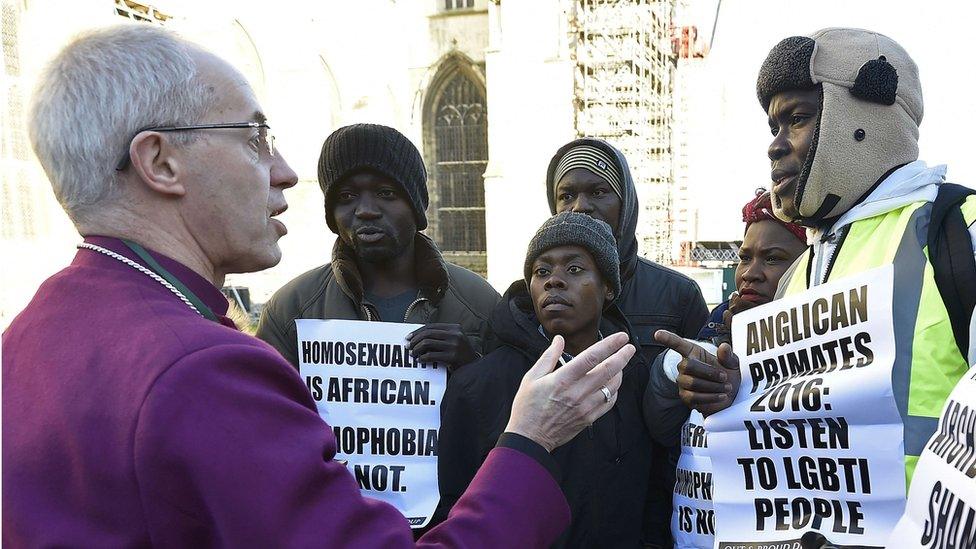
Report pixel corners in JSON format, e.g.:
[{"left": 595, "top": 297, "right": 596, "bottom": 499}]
[
  {"left": 645, "top": 190, "right": 807, "bottom": 548},
  {"left": 436, "top": 212, "right": 653, "bottom": 547}
]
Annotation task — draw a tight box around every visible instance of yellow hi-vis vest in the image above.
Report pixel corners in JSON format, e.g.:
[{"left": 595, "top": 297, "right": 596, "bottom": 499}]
[{"left": 781, "top": 196, "right": 976, "bottom": 487}]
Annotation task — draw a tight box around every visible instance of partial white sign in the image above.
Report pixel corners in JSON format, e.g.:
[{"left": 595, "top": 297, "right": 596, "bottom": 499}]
[
  {"left": 888, "top": 364, "right": 976, "bottom": 548},
  {"left": 674, "top": 410, "right": 715, "bottom": 548}
]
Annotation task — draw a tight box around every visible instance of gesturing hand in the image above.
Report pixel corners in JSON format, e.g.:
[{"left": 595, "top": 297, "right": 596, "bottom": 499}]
[
  {"left": 654, "top": 330, "right": 741, "bottom": 417},
  {"left": 505, "top": 332, "right": 636, "bottom": 452},
  {"left": 407, "top": 323, "right": 479, "bottom": 370}
]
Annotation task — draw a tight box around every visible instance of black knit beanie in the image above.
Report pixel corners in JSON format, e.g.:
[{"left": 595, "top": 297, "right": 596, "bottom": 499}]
[
  {"left": 524, "top": 212, "right": 621, "bottom": 301},
  {"left": 318, "top": 124, "right": 429, "bottom": 232}
]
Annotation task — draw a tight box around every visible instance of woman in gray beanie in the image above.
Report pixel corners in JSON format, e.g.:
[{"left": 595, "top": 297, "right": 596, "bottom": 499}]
[{"left": 435, "top": 212, "right": 654, "bottom": 547}]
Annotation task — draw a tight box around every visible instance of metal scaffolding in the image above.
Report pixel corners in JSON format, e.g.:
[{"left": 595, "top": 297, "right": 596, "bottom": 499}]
[
  {"left": 114, "top": 0, "right": 171, "bottom": 24},
  {"left": 570, "top": 0, "right": 677, "bottom": 264}
]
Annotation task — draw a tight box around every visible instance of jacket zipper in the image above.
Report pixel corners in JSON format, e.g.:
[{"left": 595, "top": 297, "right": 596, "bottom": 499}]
[
  {"left": 820, "top": 227, "right": 849, "bottom": 284},
  {"left": 807, "top": 227, "right": 844, "bottom": 288},
  {"left": 812, "top": 242, "right": 825, "bottom": 287},
  {"left": 361, "top": 296, "right": 426, "bottom": 322},
  {"left": 813, "top": 226, "right": 848, "bottom": 286},
  {"left": 403, "top": 297, "right": 428, "bottom": 322}
]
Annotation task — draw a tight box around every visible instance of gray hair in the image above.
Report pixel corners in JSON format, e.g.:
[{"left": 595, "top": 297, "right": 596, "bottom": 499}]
[{"left": 28, "top": 24, "right": 216, "bottom": 224}]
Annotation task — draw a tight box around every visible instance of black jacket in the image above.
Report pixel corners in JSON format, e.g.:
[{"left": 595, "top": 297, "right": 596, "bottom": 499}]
[
  {"left": 435, "top": 281, "right": 652, "bottom": 548},
  {"left": 547, "top": 138, "right": 709, "bottom": 546}
]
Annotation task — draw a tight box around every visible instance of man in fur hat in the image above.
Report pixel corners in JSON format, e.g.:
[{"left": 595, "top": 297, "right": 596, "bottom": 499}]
[{"left": 659, "top": 26, "right": 976, "bottom": 485}]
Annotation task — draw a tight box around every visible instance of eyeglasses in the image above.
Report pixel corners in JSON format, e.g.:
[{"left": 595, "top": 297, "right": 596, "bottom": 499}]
[{"left": 115, "top": 122, "right": 275, "bottom": 171}]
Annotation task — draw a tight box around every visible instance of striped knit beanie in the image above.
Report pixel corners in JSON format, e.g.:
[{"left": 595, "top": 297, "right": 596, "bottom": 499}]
[{"left": 551, "top": 144, "right": 623, "bottom": 199}]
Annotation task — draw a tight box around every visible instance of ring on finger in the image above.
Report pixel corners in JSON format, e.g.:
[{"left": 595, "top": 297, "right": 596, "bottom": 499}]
[{"left": 599, "top": 385, "right": 612, "bottom": 403}]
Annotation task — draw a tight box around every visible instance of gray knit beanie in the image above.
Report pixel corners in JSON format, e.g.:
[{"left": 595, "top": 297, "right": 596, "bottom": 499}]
[
  {"left": 318, "top": 124, "right": 429, "bottom": 233},
  {"left": 524, "top": 212, "right": 621, "bottom": 301}
]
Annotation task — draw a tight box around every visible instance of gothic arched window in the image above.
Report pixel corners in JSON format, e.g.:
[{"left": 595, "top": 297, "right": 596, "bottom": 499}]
[{"left": 423, "top": 62, "right": 488, "bottom": 276}]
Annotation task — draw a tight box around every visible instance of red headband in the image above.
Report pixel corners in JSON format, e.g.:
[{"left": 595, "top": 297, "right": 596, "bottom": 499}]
[{"left": 742, "top": 190, "right": 807, "bottom": 243}]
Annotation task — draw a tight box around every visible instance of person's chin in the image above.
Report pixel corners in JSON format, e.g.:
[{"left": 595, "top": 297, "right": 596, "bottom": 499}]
[
  {"left": 229, "top": 246, "right": 282, "bottom": 275},
  {"left": 265, "top": 245, "right": 283, "bottom": 268},
  {"left": 539, "top": 315, "right": 573, "bottom": 336},
  {"left": 254, "top": 242, "right": 284, "bottom": 270},
  {"left": 357, "top": 244, "right": 398, "bottom": 264},
  {"left": 780, "top": 205, "right": 800, "bottom": 222},
  {"left": 730, "top": 296, "right": 767, "bottom": 315},
  {"left": 772, "top": 193, "right": 799, "bottom": 221}
]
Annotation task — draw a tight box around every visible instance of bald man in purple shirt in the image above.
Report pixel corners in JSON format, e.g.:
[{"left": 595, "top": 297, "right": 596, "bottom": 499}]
[{"left": 2, "top": 25, "right": 634, "bottom": 548}]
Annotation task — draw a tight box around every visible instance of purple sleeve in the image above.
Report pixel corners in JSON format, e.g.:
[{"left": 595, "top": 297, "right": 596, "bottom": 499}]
[
  {"left": 420, "top": 447, "right": 570, "bottom": 548},
  {"left": 134, "top": 344, "right": 569, "bottom": 548}
]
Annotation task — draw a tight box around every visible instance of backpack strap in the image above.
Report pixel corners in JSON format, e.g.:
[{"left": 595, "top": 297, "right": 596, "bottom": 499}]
[{"left": 928, "top": 183, "right": 976, "bottom": 360}]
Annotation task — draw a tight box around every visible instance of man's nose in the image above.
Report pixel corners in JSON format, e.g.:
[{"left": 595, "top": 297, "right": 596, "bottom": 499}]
[
  {"left": 354, "top": 196, "right": 381, "bottom": 219},
  {"left": 768, "top": 131, "right": 791, "bottom": 162},
  {"left": 544, "top": 274, "right": 567, "bottom": 290},
  {"left": 271, "top": 152, "right": 298, "bottom": 190},
  {"left": 571, "top": 196, "right": 594, "bottom": 213}
]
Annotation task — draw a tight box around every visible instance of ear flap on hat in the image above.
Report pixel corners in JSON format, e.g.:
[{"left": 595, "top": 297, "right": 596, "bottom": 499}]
[
  {"left": 851, "top": 56, "right": 899, "bottom": 105},
  {"left": 805, "top": 193, "right": 842, "bottom": 221}
]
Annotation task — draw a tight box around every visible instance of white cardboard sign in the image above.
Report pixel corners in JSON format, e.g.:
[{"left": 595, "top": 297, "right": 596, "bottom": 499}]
[
  {"left": 297, "top": 319, "right": 447, "bottom": 529},
  {"left": 707, "top": 265, "right": 905, "bottom": 548}
]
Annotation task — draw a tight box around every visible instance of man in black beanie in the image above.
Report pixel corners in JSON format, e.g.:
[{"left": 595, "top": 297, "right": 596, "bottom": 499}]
[{"left": 257, "top": 123, "right": 500, "bottom": 371}]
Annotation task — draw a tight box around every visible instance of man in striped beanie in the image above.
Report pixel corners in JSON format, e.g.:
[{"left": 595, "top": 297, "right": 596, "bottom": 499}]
[{"left": 546, "top": 137, "right": 710, "bottom": 547}]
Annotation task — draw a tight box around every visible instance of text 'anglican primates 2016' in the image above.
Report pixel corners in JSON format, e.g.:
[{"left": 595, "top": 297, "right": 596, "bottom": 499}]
[{"left": 712, "top": 266, "right": 904, "bottom": 547}]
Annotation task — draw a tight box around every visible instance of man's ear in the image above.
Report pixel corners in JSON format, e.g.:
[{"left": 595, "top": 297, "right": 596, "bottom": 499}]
[
  {"left": 129, "top": 131, "right": 186, "bottom": 197},
  {"left": 604, "top": 282, "right": 614, "bottom": 302}
]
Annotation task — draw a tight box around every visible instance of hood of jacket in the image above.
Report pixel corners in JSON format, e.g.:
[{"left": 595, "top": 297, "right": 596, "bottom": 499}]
[
  {"left": 331, "top": 232, "right": 450, "bottom": 306},
  {"left": 489, "top": 279, "right": 636, "bottom": 361},
  {"left": 546, "top": 138, "right": 640, "bottom": 282}
]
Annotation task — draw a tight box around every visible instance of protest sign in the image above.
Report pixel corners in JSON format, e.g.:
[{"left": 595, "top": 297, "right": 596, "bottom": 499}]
[
  {"left": 888, "top": 364, "right": 976, "bottom": 548},
  {"left": 707, "top": 264, "right": 905, "bottom": 548},
  {"left": 674, "top": 410, "right": 715, "bottom": 548},
  {"left": 297, "top": 319, "right": 446, "bottom": 529}
]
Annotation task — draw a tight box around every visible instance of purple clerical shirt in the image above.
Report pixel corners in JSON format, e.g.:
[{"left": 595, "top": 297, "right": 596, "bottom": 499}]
[{"left": 2, "top": 236, "right": 569, "bottom": 547}]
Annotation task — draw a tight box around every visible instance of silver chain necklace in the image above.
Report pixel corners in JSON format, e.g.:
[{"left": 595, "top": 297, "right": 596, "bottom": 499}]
[{"left": 77, "top": 243, "right": 205, "bottom": 318}]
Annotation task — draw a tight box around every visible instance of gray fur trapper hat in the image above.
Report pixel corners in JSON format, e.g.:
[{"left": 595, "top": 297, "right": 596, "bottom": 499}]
[
  {"left": 524, "top": 212, "right": 621, "bottom": 302},
  {"left": 757, "top": 28, "right": 923, "bottom": 224}
]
